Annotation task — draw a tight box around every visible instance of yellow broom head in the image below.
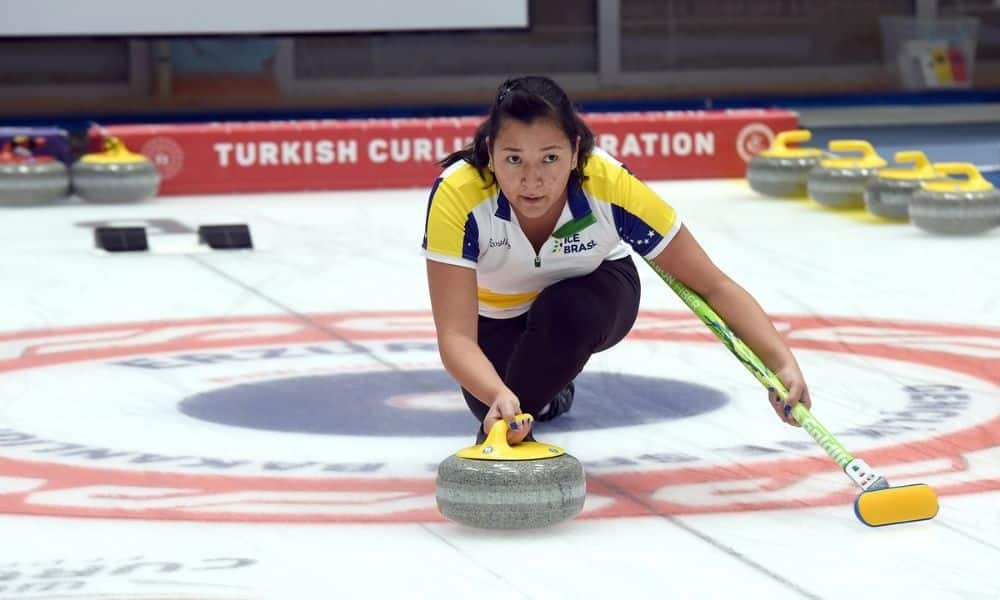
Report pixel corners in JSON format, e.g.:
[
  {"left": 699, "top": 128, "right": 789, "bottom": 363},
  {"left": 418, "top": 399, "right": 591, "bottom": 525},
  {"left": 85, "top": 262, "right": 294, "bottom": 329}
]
[{"left": 854, "top": 484, "right": 939, "bottom": 527}]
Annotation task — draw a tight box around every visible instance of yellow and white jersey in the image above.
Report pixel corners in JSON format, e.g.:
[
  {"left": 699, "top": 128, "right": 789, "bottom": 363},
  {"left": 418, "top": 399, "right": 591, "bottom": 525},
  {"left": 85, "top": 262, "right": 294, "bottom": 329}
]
[{"left": 422, "top": 147, "right": 681, "bottom": 319}]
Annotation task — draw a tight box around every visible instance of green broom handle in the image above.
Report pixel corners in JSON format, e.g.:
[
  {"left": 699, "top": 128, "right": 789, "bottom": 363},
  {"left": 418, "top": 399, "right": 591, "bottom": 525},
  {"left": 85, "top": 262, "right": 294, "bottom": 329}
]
[{"left": 645, "top": 259, "right": 855, "bottom": 470}]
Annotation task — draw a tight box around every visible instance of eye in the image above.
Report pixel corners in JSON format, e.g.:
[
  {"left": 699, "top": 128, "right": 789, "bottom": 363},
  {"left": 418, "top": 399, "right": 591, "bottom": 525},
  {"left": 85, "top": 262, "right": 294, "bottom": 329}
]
[
  {"left": 543, "top": 154, "right": 559, "bottom": 164},
  {"left": 505, "top": 155, "right": 521, "bottom": 165}
]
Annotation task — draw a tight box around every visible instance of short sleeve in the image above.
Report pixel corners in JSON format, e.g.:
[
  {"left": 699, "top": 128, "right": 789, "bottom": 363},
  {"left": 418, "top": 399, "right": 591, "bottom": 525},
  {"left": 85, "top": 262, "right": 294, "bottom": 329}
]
[
  {"left": 583, "top": 151, "right": 682, "bottom": 258},
  {"left": 422, "top": 176, "right": 480, "bottom": 268},
  {"left": 610, "top": 169, "right": 681, "bottom": 258}
]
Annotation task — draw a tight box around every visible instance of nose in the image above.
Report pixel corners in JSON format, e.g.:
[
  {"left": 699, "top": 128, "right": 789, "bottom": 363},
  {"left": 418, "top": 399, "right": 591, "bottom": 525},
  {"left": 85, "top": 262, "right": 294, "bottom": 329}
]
[{"left": 521, "top": 163, "right": 543, "bottom": 188}]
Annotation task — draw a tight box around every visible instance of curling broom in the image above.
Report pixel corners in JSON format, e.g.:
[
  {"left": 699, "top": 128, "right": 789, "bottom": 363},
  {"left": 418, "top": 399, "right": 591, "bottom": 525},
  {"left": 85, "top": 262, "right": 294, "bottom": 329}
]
[{"left": 646, "top": 260, "right": 939, "bottom": 527}]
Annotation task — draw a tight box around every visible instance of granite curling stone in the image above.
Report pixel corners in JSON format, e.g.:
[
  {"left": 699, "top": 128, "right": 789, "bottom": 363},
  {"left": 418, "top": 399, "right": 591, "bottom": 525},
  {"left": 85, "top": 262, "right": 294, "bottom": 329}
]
[
  {"left": 864, "top": 151, "right": 942, "bottom": 219},
  {"left": 807, "top": 139, "right": 886, "bottom": 208},
  {"left": 909, "top": 162, "right": 1000, "bottom": 236},
  {"left": 436, "top": 415, "right": 586, "bottom": 529},
  {"left": 0, "top": 137, "right": 70, "bottom": 206},
  {"left": 745, "top": 129, "right": 824, "bottom": 198},
  {"left": 72, "top": 137, "right": 160, "bottom": 204}
]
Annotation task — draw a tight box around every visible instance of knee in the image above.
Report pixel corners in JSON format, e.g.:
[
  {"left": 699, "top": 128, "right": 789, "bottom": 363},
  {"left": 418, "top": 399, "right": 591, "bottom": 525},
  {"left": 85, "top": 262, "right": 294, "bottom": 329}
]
[{"left": 529, "top": 284, "right": 599, "bottom": 342}]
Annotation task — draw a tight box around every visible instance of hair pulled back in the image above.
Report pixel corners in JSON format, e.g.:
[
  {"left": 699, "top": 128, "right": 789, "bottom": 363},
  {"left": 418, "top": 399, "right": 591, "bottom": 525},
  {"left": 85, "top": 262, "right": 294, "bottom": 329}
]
[{"left": 440, "top": 76, "right": 594, "bottom": 182}]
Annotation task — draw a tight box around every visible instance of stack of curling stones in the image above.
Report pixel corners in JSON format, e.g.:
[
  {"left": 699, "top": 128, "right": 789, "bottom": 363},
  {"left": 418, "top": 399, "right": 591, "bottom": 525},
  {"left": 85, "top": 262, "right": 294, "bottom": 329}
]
[
  {"left": 807, "top": 139, "right": 887, "bottom": 208},
  {"left": 865, "top": 151, "right": 942, "bottom": 219},
  {"left": 910, "top": 162, "right": 1000, "bottom": 235},
  {"left": 0, "top": 135, "right": 69, "bottom": 206},
  {"left": 746, "top": 129, "right": 824, "bottom": 198},
  {"left": 72, "top": 136, "right": 160, "bottom": 204},
  {"left": 436, "top": 414, "right": 586, "bottom": 529}
]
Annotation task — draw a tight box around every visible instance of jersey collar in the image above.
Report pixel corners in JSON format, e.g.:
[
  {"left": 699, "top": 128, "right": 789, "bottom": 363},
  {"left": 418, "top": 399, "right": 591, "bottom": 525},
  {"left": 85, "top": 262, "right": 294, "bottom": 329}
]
[
  {"left": 565, "top": 172, "right": 592, "bottom": 220},
  {"left": 553, "top": 173, "right": 597, "bottom": 239},
  {"left": 495, "top": 189, "right": 512, "bottom": 221}
]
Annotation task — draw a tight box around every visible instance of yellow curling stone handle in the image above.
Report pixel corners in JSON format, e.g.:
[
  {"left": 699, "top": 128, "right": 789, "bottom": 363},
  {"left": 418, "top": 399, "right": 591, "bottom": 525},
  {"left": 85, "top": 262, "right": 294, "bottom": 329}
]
[
  {"left": 455, "top": 413, "right": 567, "bottom": 461},
  {"left": 759, "top": 129, "right": 823, "bottom": 159},
  {"left": 921, "top": 162, "right": 994, "bottom": 193},
  {"left": 821, "top": 139, "right": 887, "bottom": 169},
  {"left": 81, "top": 137, "right": 150, "bottom": 165},
  {"left": 877, "top": 151, "right": 938, "bottom": 180}
]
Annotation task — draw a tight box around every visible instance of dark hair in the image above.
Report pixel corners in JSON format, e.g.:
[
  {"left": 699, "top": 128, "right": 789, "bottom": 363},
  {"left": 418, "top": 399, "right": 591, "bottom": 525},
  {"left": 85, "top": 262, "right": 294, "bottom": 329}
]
[{"left": 440, "top": 76, "right": 595, "bottom": 183}]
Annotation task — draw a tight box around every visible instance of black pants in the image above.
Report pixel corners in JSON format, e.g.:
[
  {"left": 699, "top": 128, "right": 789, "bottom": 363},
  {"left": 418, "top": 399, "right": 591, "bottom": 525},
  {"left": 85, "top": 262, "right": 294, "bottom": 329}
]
[{"left": 462, "top": 256, "right": 641, "bottom": 439}]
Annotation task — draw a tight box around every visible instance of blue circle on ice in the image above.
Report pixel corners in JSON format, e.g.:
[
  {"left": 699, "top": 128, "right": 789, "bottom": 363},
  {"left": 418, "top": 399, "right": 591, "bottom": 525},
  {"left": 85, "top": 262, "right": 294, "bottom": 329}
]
[{"left": 179, "top": 369, "right": 728, "bottom": 436}]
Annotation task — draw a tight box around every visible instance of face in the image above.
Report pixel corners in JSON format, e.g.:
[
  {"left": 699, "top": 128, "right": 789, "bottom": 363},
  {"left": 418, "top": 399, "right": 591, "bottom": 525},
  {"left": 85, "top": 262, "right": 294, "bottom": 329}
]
[{"left": 490, "top": 118, "right": 578, "bottom": 224}]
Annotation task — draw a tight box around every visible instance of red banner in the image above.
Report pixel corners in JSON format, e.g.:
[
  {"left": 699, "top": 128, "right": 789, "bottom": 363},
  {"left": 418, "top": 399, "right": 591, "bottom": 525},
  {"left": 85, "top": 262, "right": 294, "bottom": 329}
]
[{"left": 89, "top": 109, "right": 798, "bottom": 196}]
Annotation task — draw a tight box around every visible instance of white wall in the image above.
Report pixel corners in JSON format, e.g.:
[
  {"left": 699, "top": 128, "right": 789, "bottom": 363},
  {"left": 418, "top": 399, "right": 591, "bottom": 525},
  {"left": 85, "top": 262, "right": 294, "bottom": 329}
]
[{"left": 0, "top": 0, "right": 529, "bottom": 36}]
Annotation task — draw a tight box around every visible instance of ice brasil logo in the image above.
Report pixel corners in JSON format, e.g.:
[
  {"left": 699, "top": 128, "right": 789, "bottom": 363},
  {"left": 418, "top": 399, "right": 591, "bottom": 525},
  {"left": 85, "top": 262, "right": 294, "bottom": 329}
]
[{"left": 552, "top": 233, "right": 597, "bottom": 255}]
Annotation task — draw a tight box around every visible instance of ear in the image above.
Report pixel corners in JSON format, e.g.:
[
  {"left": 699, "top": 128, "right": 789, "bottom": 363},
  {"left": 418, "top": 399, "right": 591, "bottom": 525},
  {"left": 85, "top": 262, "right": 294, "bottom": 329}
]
[
  {"left": 572, "top": 135, "right": 581, "bottom": 165},
  {"left": 486, "top": 136, "right": 494, "bottom": 170}
]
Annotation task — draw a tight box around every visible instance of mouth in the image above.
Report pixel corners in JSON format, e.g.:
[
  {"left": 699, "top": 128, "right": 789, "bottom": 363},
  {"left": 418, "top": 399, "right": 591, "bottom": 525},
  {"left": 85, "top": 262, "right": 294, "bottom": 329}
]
[{"left": 519, "top": 195, "right": 545, "bottom": 204}]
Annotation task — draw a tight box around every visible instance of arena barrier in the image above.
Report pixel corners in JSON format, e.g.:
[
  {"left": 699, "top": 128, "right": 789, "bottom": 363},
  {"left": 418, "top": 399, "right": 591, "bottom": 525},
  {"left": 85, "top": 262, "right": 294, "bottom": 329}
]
[{"left": 87, "top": 110, "right": 798, "bottom": 195}]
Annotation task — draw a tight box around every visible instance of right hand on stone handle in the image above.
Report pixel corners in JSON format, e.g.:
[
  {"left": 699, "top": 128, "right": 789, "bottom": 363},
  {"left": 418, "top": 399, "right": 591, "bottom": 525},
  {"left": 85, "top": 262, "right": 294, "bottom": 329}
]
[{"left": 483, "top": 390, "right": 533, "bottom": 445}]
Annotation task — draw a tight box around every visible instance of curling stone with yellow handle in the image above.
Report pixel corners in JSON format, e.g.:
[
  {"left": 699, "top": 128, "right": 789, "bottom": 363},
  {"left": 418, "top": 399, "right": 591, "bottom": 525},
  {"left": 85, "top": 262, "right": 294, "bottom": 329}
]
[
  {"left": 807, "top": 139, "right": 887, "bottom": 208},
  {"left": 0, "top": 137, "right": 70, "bottom": 206},
  {"left": 71, "top": 137, "right": 160, "bottom": 204},
  {"left": 864, "top": 151, "right": 944, "bottom": 219},
  {"left": 745, "top": 129, "right": 824, "bottom": 198},
  {"left": 910, "top": 163, "right": 1000, "bottom": 235},
  {"left": 435, "top": 414, "right": 586, "bottom": 529}
]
